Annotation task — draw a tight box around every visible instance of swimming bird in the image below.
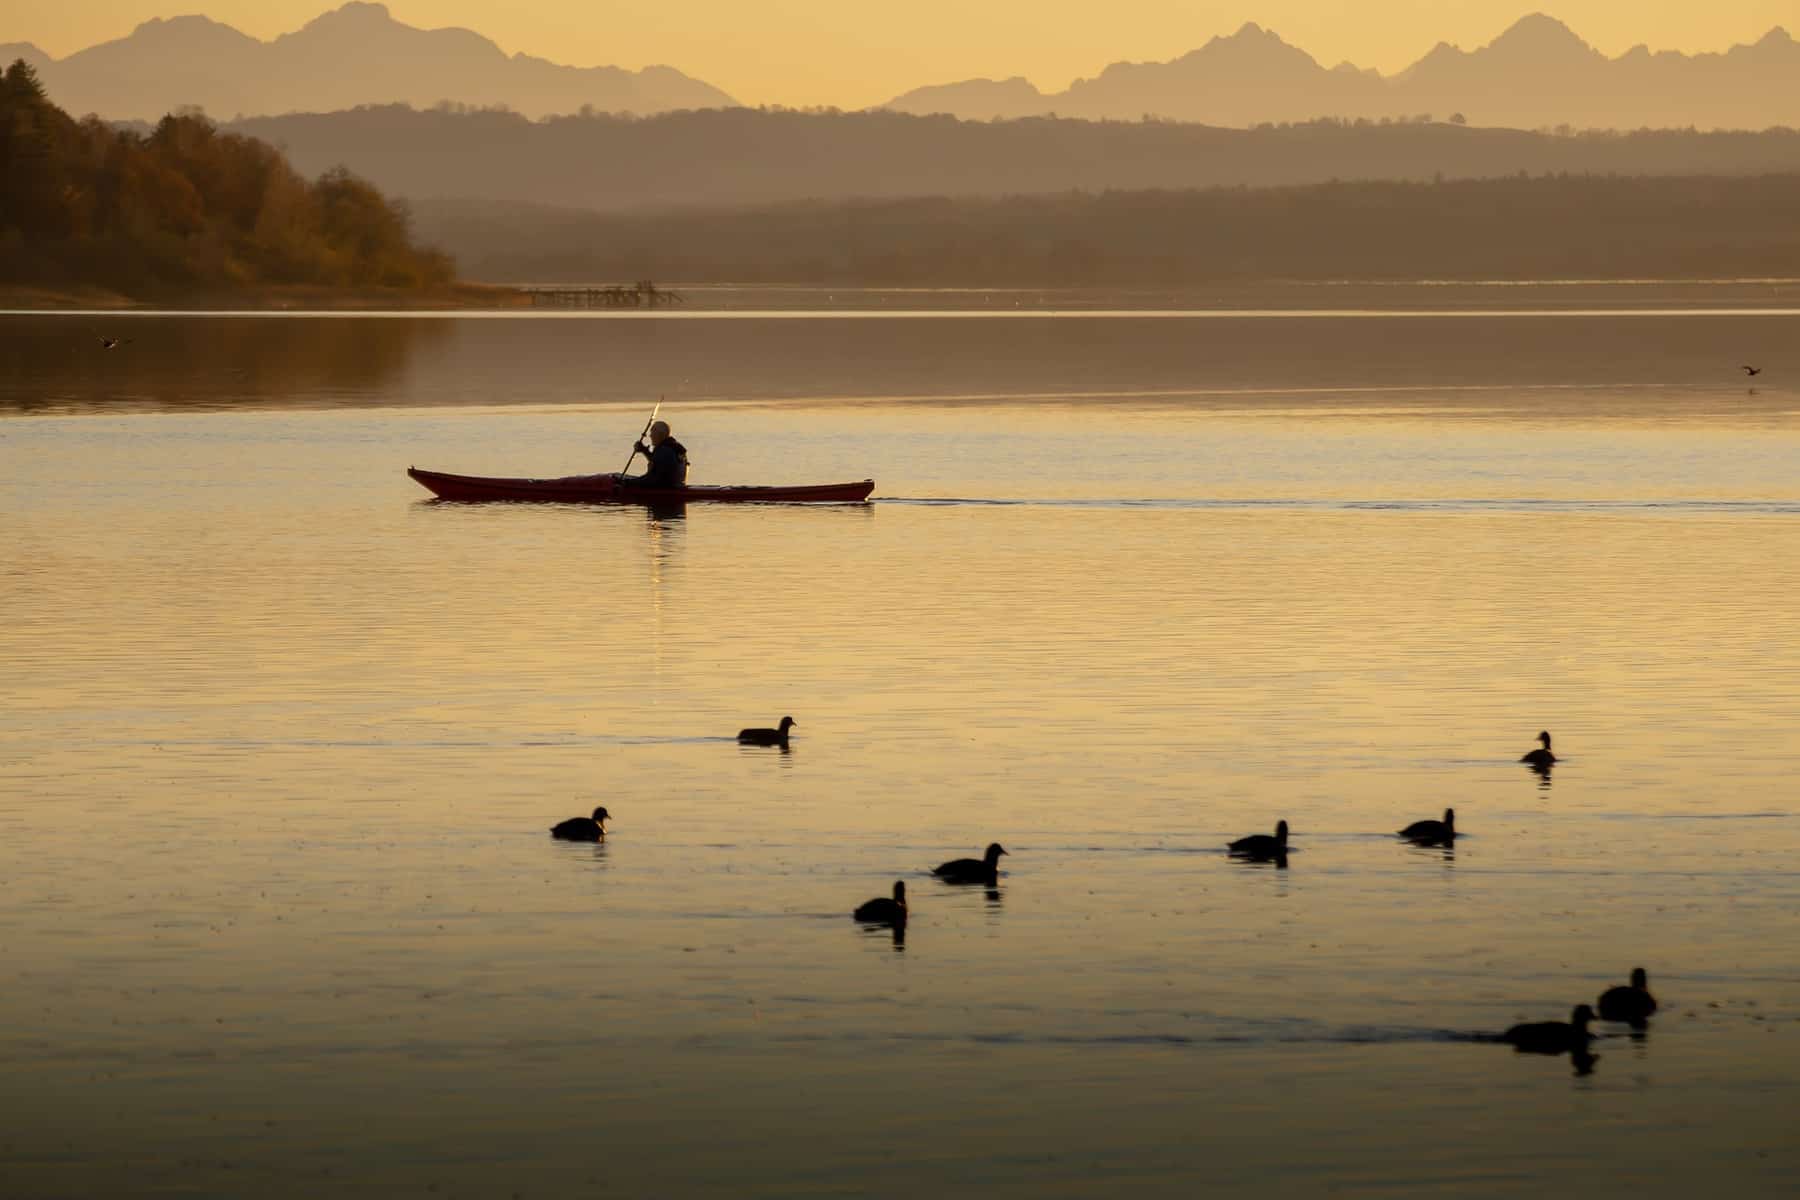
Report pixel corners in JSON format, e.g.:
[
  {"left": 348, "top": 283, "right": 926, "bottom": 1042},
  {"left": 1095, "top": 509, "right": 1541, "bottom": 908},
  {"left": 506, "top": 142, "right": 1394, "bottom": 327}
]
[
  {"left": 550, "top": 805, "right": 611, "bottom": 841},
  {"left": 738, "top": 716, "right": 795, "bottom": 746},
  {"left": 1228, "top": 820, "right": 1289, "bottom": 859},
  {"left": 933, "top": 842, "right": 1008, "bottom": 884},
  {"left": 1399, "top": 808, "right": 1455, "bottom": 844},
  {"left": 1742, "top": 365, "right": 1762, "bottom": 377},
  {"left": 853, "top": 881, "right": 907, "bottom": 925},
  {"left": 1597, "top": 968, "right": 1658, "bottom": 1025},
  {"left": 1501, "top": 1004, "right": 1595, "bottom": 1054},
  {"left": 1520, "top": 731, "right": 1556, "bottom": 768}
]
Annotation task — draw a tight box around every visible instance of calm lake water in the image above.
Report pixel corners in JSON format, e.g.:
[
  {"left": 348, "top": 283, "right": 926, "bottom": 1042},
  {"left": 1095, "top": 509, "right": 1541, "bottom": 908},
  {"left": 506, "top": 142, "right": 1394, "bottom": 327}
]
[{"left": 2, "top": 299, "right": 1798, "bottom": 1197}]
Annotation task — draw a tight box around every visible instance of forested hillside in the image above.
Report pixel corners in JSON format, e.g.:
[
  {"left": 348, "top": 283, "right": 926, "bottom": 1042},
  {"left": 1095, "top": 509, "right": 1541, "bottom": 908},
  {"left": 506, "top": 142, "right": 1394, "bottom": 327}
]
[
  {"left": 235, "top": 104, "right": 1800, "bottom": 214},
  {"left": 0, "top": 61, "right": 453, "bottom": 298},
  {"left": 420, "top": 173, "right": 1800, "bottom": 285}
]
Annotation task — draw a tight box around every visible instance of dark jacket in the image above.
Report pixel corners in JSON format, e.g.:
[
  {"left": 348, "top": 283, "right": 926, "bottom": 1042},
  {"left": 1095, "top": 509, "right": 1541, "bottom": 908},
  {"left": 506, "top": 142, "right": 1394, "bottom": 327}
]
[{"left": 635, "top": 437, "right": 689, "bottom": 489}]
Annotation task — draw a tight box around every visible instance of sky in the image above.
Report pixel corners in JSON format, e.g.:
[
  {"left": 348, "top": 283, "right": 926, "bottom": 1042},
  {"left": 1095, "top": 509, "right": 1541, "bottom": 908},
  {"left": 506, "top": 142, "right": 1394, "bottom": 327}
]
[{"left": 14, "top": 2, "right": 1800, "bottom": 108}]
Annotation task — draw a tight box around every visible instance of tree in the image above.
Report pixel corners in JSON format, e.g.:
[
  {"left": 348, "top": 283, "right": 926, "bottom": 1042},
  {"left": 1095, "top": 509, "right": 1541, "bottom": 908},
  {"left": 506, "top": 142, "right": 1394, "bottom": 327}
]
[{"left": 2, "top": 74, "right": 457, "bottom": 293}]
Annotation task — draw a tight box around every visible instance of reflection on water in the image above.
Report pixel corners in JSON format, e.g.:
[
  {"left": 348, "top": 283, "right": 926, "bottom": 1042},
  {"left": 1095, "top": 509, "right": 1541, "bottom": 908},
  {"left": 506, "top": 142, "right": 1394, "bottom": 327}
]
[
  {"left": 1, "top": 308, "right": 1797, "bottom": 1197},
  {"left": 0, "top": 315, "right": 451, "bottom": 414}
]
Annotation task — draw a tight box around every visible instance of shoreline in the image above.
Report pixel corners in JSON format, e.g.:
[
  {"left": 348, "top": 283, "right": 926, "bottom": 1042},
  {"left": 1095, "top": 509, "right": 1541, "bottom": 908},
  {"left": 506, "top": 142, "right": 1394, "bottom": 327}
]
[
  {"left": 0, "top": 282, "right": 529, "bottom": 312},
  {"left": 6, "top": 278, "right": 1800, "bottom": 316}
]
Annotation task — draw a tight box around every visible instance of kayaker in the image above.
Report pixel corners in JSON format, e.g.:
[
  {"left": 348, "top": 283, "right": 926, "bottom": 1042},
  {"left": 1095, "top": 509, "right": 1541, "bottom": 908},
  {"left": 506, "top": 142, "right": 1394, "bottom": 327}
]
[{"left": 622, "top": 420, "right": 689, "bottom": 489}]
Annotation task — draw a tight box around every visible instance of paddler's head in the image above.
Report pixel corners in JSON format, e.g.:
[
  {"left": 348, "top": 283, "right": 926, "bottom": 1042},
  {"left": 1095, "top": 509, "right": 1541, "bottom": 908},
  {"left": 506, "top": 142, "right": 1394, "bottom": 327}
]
[{"left": 648, "top": 420, "right": 671, "bottom": 447}]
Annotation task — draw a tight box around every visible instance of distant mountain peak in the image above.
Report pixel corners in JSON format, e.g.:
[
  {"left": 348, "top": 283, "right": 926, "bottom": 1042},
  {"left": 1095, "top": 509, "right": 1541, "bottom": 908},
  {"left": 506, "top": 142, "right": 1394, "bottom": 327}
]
[
  {"left": 1488, "top": 12, "right": 1595, "bottom": 54},
  {"left": 1207, "top": 21, "right": 1299, "bottom": 52},
  {"left": 314, "top": 1, "right": 393, "bottom": 21},
  {"left": 295, "top": 2, "right": 408, "bottom": 35},
  {"left": 31, "top": 2, "right": 736, "bottom": 119},
  {"left": 127, "top": 14, "right": 256, "bottom": 42}
]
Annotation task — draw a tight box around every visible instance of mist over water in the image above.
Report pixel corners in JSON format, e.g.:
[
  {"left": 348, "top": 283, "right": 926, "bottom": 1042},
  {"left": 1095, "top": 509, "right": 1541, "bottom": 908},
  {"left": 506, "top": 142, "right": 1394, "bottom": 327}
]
[{"left": 2, "top": 300, "right": 1797, "bottom": 1197}]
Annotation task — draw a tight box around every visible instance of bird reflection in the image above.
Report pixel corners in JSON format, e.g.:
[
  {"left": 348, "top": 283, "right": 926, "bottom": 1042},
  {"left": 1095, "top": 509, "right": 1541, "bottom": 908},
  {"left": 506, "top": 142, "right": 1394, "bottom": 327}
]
[
  {"left": 1571, "top": 1049, "right": 1599, "bottom": 1077},
  {"left": 857, "top": 922, "right": 906, "bottom": 951},
  {"left": 1231, "top": 851, "right": 1288, "bottom": 871},
  {"left": 1404, "top": 842, "right": 1455, "bottom": 865},
  {"left": 1526, "top": 758, "right": 1553, "bottom": 788},
  {"left": 985, "top": 888, "right": 1003, "bottom": 907}
]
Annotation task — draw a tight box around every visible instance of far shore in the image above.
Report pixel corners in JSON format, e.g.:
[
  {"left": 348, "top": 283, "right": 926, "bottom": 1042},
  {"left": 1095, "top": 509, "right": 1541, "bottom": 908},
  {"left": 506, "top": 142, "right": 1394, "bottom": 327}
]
[{"left": 0, "top": 282, "right": 530, "bottom": 312}]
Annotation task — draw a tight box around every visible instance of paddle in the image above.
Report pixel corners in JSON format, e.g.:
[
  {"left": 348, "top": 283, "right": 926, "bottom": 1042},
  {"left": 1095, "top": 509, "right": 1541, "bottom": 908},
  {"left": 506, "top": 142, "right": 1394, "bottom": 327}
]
[{"left": 619, "top": 398, "right": 662, "bottom": 476}]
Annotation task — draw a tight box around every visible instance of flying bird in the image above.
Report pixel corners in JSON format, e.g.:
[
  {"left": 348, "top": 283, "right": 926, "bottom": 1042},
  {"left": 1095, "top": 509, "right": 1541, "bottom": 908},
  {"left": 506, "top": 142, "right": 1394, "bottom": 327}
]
[
  {"left": 1742, "top": 365, "right": 1762, "bottom": 376},
  {"left": 99, "top": 336, "right": 133, "bottom": 350}
]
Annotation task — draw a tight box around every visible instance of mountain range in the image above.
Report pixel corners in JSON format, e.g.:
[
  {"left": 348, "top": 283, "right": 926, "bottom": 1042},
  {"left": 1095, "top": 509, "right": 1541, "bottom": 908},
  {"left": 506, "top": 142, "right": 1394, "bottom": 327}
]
[
  {"left": 0, "top": 2, "right": 735, "bottom": 121},
  {"left": 887, "top": 14, "right": 1800, "bottom": 131},
  {"left": 3, "top": 7, "right": 1797, "bottom": 130}
]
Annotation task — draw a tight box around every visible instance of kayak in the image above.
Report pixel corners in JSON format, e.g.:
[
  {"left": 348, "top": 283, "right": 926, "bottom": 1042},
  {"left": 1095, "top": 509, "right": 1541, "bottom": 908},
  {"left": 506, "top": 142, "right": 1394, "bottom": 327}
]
[{"left": 408, "top": 467, "right": 875, "bottom": 504}]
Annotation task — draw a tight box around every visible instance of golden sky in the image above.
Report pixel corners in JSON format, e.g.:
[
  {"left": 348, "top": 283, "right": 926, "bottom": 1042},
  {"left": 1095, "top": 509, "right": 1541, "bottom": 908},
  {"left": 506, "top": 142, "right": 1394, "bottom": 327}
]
[{"left": 17, "top": 2, "right": 1800, "bottom": 108}]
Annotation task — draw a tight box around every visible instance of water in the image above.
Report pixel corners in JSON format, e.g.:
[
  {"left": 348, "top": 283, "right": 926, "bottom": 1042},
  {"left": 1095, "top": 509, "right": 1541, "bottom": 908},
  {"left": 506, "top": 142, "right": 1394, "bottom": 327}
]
[{"left": 2, "top": 302, "right": 1798, "bottom": 1197}]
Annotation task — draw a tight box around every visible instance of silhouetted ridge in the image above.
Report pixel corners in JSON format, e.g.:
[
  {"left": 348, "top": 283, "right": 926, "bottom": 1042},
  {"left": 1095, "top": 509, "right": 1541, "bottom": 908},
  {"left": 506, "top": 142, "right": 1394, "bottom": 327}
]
[
  {"left": 20, "top": 1, "right": 736, "bottom": 121},
  {"left": 883, "top": 14, "right": 1800, "bottom": 130},
  {"left": 235, "top": 102, "right": 1800, "bottom": 221}
]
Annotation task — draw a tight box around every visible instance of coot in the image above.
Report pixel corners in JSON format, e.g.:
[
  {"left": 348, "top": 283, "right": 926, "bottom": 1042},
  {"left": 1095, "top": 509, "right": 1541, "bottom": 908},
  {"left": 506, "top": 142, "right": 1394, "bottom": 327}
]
[
  {"left": 933, "top": 843, "right": 1008, "bottom": 884},
  {"left": 739, "top": 716, "right": 796, "bottom": 746},
  {"left": 1597, "top": 968, "right": 1657, "bottom": 1025},
  {"left": 853, "top": 881, "right": 907, "bottom": 925},
  {"left": 550, "top": 806, "right": 611, "bottom": 842},
  {"left": 1228, "top": 820, "right": 1289, "bottom": 859}
]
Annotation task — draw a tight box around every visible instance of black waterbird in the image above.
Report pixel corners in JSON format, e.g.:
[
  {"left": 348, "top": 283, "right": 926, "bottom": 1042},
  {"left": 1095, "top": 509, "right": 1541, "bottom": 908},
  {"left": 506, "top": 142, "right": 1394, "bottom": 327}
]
[
  {"left": 933, "top": 842, "right": 1008, "bottom": 884},
  {"left": 550, "top": 806, "right": 611, "bottom": 841},
  {"left": 1597, "top": 968, "right": 1658, "bottom": 1025},
  {"left": 738, "top": 716, "right": 795, "bottom": 746},
  {"left": 853, "top": 881, "right": 907, "bottom": 925},
  {"left": 1399, "top": 808, "right": 1455, "bottom": 844},
  {"left": 1521, "top": 731, "right": 1557, "bottom": 769},
  {"left": 1501, "top": 1004, "right": 1595, "bottom": 1054},
  {"left": 1228, "top": 820, "right": 1289, "bottom": 859}
]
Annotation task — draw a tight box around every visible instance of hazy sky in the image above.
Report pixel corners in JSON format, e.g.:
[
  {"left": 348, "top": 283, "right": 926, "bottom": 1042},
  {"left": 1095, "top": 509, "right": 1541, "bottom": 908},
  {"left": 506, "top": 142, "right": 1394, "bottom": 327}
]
[{"left": 17, "top": 2, "right": 1800, "bottom": 107}]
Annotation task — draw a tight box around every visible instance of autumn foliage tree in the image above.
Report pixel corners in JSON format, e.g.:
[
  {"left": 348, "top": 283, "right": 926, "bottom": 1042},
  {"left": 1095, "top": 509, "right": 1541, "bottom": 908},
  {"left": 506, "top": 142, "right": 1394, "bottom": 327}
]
[{"left": 0, "top": 61, "right": 453, "bottom": 293}]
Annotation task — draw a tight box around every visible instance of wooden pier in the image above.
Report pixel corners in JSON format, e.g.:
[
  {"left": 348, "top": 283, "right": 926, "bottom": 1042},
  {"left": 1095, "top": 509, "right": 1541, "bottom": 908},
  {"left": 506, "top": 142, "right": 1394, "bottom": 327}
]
[{"left": 519, "top": 280, "right": 686, "bottom": 309}]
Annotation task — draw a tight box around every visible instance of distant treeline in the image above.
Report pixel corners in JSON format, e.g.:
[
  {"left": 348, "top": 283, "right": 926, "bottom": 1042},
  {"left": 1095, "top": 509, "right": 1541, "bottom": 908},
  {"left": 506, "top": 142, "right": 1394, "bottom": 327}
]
[
  {"left": 232, "top": 104, "right": 1800, "bottom": 214},
  {"left": 0, "top": 62, "right": 452, "bottom": 296},
  {"left": 420, "top": 173, "right": 1800, "bottom": 285}
]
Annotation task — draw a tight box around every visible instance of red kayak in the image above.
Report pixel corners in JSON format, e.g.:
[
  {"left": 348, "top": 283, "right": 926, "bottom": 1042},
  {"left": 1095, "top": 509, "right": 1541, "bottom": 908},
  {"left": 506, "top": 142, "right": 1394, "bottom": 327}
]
[{"left": 408, "top": 467, "right": 875, "bottom": 504}]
